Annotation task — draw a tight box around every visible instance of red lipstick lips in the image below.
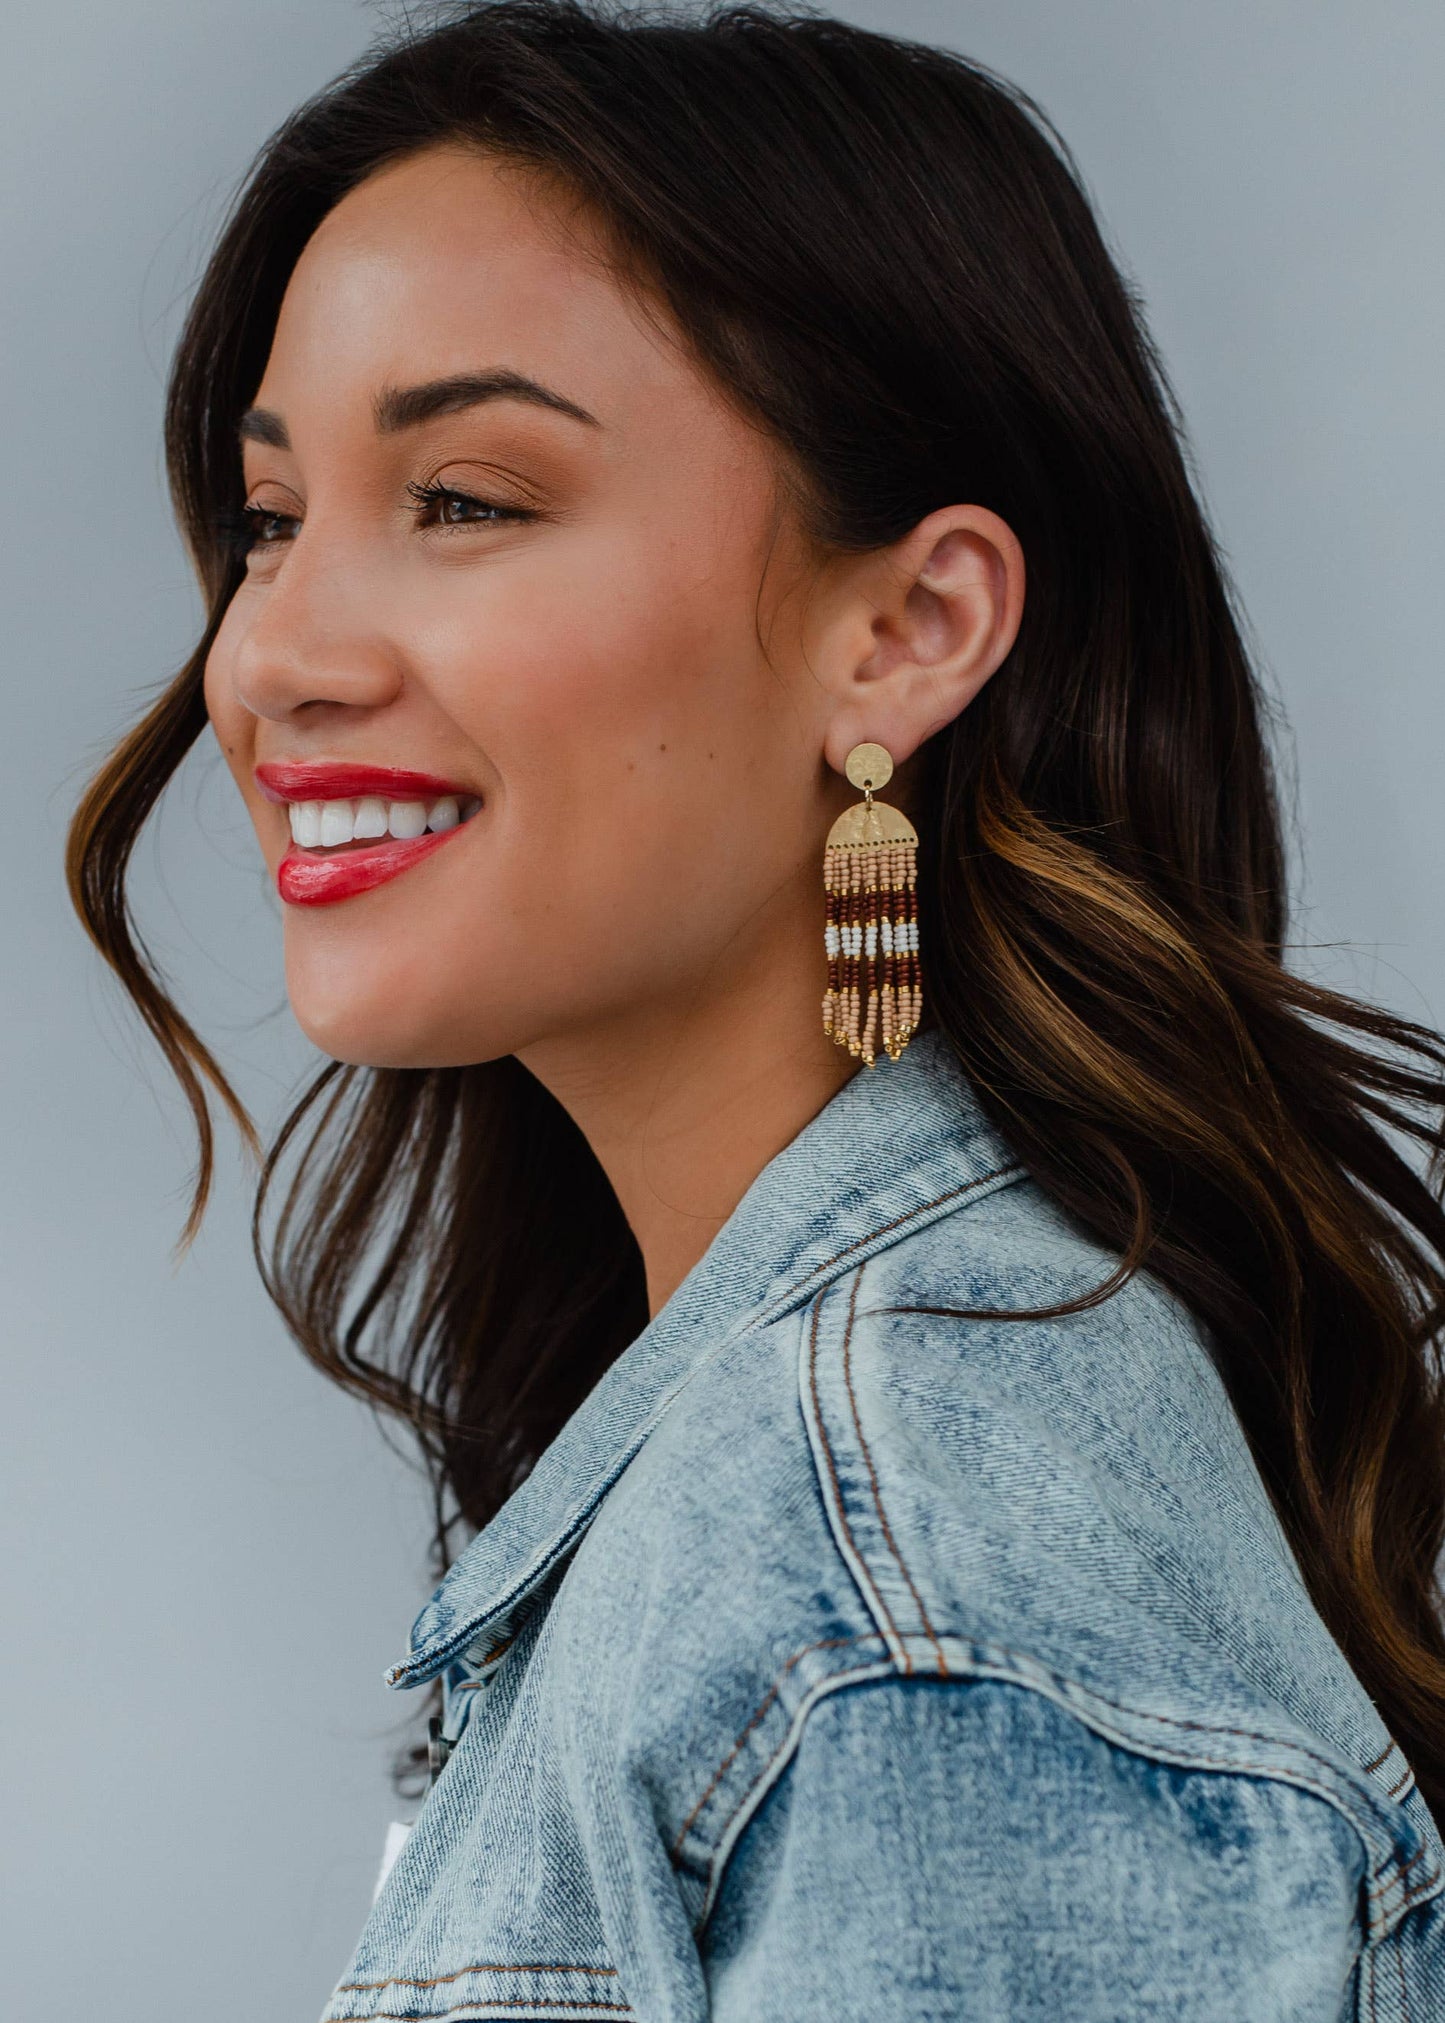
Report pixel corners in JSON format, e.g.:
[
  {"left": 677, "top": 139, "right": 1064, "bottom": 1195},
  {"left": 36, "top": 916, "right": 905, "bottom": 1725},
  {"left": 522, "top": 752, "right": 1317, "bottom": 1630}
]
[
  {"left": 254, "top": 761, "right": 472, "bottom": 805},
  {"left": 277, "top": 829, "right": 461, "bottom": 906},
  {"left": 254, "top": 760, "right": 480, "bottom": 908}
]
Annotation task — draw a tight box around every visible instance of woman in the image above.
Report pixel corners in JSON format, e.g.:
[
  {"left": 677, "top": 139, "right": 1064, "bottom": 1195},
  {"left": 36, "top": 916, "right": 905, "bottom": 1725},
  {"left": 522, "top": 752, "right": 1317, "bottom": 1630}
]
[{"left": 67, "top": 2, "right": 1445, "bottom": 2015}]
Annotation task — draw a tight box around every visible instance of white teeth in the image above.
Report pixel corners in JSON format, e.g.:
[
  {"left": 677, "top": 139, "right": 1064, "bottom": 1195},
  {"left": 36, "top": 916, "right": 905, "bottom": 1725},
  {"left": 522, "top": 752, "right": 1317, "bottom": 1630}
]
[
  {"left": 291, "top": 800, "right": 324, "bottom": 848},
  {"left": 387, "top": 800, "right": 428, "bottom": 840},
  {"left": 288, "top": 792, "right": 480, "bottom": 848},
  {"left": 318, "top": 799, "right": 355, "bottom": 848}
]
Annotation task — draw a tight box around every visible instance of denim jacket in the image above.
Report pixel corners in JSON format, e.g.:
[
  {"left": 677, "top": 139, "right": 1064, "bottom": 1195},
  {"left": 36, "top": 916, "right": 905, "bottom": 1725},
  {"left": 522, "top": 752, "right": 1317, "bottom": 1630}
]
[{"left": 321, "top": 1030, "right": 1444, "bottom": 2022}]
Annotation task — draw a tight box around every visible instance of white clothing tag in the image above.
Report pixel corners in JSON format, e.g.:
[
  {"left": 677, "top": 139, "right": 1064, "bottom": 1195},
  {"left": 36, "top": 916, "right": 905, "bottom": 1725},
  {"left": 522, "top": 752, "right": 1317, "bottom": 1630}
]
[{"left": 372, "top": 1819, "right": 413, "bottom": 1904}]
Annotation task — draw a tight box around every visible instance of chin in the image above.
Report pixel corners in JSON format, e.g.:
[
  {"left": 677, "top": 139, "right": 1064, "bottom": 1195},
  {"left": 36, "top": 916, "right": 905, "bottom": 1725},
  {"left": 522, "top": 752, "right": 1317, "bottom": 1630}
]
[
  {"left": 285, "top": 977, "right": 518, "bottom": 1071},
  {"left": 291, "top": 1016, "right": 519, "bottom": 1072}
]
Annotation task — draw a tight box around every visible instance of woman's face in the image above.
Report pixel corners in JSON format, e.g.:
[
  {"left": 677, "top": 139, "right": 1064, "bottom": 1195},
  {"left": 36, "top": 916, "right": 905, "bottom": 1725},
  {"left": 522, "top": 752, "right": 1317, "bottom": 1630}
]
[{"left": 204, "top": 144, "right": 838, "bottom": 1069}]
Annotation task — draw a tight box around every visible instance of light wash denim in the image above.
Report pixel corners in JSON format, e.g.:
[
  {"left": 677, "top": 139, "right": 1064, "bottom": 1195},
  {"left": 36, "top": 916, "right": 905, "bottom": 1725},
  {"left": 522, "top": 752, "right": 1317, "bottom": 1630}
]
[{"left": 322, "top": 1029, "right": 1444, "bottom": 2021}]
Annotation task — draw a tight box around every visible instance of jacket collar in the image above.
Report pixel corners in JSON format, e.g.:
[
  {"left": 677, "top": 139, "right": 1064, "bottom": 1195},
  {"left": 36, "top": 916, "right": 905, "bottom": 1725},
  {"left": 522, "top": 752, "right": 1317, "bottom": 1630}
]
[{"left": 387, "top": 1028, "right": 1023, "bottom": 1687}]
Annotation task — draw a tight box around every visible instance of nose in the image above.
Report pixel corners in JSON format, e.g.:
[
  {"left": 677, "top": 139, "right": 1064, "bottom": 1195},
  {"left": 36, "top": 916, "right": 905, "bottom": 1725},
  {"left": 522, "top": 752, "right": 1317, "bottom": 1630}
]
[{"left": 226, "top": 526, "right": 404, "bottom": 724}]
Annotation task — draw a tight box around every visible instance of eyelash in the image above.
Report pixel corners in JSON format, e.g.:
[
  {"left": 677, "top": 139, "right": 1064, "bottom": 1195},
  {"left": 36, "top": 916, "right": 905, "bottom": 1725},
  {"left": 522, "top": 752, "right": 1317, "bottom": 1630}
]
[
  {"left": 214, "top": 482, "right": 533, "bottom": 557},
  {"left": 404, "top": 480, "right": 534, "bottom": 527}
]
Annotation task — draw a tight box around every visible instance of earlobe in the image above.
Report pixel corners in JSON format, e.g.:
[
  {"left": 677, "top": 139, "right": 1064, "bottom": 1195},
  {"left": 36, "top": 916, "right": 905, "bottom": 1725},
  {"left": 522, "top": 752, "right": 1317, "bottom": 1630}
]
[{"left": 821, "top": 503, "right": 1024, "bottom": 776}]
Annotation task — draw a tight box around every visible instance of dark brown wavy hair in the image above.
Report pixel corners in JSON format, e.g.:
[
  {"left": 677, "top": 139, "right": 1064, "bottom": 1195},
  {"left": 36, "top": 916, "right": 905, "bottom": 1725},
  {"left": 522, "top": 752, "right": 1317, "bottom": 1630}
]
[{"left": 67, "top": 0, "right": 1445, "bottom": 1817}]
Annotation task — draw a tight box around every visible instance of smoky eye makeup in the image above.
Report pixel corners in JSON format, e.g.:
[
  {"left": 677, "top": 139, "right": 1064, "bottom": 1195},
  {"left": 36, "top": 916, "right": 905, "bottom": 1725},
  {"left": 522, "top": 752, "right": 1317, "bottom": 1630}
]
[{"left": 403, "top": 479, "right": 539, "bottom": 528}]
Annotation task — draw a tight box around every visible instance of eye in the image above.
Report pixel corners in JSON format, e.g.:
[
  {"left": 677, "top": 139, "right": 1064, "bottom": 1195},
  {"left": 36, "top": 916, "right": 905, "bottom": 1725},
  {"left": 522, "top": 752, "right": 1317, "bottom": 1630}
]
[
  {"left": 243, "top": 505, "right": 298, "bottom": 544},
  {"left": 214, "top": 502, "right": 301, "bottom": 559},
  {"left": 405, "top": 480, "right": 534, "bottom": 527}
]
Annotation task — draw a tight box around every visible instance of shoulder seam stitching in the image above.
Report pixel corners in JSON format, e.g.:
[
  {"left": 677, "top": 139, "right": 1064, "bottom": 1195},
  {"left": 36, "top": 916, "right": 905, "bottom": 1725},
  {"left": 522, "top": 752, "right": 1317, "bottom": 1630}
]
[
  {"left": 683, "top": 1656, "right": 1436, "bottom": 1942},
  {"left": 831, "top": 1261, "right": 950, "bottom": 1676}
]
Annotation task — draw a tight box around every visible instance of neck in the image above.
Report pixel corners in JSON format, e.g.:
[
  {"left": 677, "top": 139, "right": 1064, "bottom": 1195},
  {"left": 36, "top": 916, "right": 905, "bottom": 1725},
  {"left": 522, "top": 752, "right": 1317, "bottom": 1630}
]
[{"left": 517, "top": 953, "right": 860, "bottom": 1320}]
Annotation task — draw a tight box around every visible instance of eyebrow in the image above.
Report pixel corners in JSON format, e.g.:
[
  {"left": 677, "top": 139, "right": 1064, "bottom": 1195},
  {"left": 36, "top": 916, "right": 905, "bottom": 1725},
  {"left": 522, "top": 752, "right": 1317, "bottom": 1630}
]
[{"left": 237, "top": 369, "right": 600, "bottom": 450}]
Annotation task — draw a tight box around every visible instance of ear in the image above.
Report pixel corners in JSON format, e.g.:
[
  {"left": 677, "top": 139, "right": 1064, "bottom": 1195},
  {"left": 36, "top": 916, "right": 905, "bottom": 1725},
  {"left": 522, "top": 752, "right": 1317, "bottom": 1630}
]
[{"left": 813, "top": 504, "right": 1025, "bottom": 778}]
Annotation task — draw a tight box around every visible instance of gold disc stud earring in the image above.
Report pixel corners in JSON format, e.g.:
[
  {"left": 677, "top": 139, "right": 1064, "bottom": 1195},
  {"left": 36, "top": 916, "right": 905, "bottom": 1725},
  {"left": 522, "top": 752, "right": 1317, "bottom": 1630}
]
[{"left": 822, "top": 742, "right": 921, "bottom": 1067}]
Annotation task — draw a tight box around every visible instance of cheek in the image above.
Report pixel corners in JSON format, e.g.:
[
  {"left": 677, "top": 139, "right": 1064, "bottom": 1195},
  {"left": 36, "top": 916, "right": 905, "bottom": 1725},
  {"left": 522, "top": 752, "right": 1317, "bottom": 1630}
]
[
  {"left": 202, "top": 633, "right": 272, "bottom": 879},
  {"left": 428, "top": 529, "right": 784, "bottom": 933},
  {"left": 202, "top": 610, "right": 251, "bottom": 762}
]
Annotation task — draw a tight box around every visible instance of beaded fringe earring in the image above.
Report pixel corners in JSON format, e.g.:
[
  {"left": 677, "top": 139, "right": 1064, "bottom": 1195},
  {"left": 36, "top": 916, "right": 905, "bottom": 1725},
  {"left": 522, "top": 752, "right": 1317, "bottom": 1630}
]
[{"left": 822, "top": 742, "right": 921, "bottom": 1067}]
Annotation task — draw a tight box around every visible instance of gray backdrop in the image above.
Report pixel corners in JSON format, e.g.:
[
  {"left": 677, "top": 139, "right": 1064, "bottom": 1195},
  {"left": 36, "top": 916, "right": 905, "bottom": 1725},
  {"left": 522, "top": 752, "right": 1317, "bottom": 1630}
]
[{"left": 4, "top": 3, "right": 1441, "bottom": 2016}]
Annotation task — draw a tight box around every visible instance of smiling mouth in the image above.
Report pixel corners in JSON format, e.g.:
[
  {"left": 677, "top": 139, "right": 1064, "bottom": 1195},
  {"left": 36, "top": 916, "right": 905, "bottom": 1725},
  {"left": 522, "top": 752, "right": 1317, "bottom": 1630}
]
[
  {"left": 286, "top": 792, "right": 484, "bottom": 853},
  {"left": 274, "top": 791, "right": 484, "bottom": 906},
  {"left": 251, "top": 756, "right": 487, "bottom": 903}
]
